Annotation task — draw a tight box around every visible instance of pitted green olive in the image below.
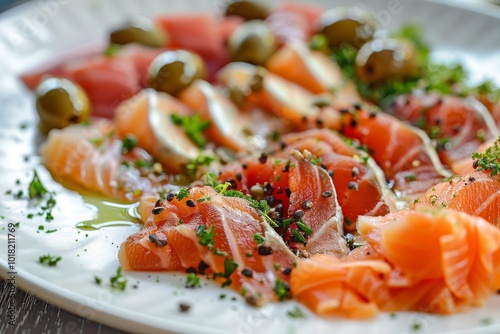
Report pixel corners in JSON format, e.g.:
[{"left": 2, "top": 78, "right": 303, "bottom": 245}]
[
  {"left": 110, "top": 15, "right": 167, "bottom": 48},
  {"left": 356, "top": 38, "right": 420, "bottom": 84},
  {"left": 318, "top": 6, "right": 378, "bottom": 49},
  {"left": 228, "top": 20, "right": 276, "bottom": 66},
  {"left": 224, "top": 1, "right": 268, "bottom": 21},
  {"left": 147, "top": 50, "right": 206, "bottom": 95},
  {"left": 36, "top": 77, "right": 90, "bottom": 135}
]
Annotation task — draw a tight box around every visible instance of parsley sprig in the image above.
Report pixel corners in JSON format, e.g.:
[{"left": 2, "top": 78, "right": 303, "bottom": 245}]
[
  {"left": 170, "top": 113, "right": 210, "bottom": 147},
  {"left": 213, "top": 258, "right": 238, "bottom": 287},
  {"left": 472, "top": 137, "right": 500, "bottom": 176},
  {"left": 110, "top": 267, "right": 127, "bottom": 291}
]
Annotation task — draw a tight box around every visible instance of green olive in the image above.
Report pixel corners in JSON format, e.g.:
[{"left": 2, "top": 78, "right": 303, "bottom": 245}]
[
  {"left": 36, "top": 77, "right": 91, "bottom": 135},
  {"left": 318, "top": 6, "right": 378, "bottom": 49},
  {"left": 228, "top": 20, "right": 276, "bottom": 66},
  {"left": 355, "top": 38, "right": 420, "bottom": 84},
  {"left": 110, "top": 15, "right": 167, "bottom": 48},
  {"left": 224, "top": 1, "right": 268, "bottom": 21},
  {"left": 147, "top": 50, "right": 206, "bottom": 95}
]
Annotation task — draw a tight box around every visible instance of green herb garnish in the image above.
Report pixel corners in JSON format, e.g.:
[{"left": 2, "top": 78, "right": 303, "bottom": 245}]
[
  {"left": 121, "top": 135, "right": 138, "bottom": 154},
  {"left": 170, "top": 113, "right": 210, "bottom": 147},
  {"left": 196, "top": 225, "right": 216, "bottom": 250},
  {"left": 472, "top": 137, "right": 500, "bottom": 176},
  {"left": 186, "top": 154, "right": 216, "bottom": 177},
  {"left": 110, "top": 267, "right": 127, "bottom": 291},
  {"left": 253, "top": 233, "right": 265, "bottom": 245},
  {"left": 214, "top": 258, "right": 239, "bottom": 287},
  {"left": 39, "top": 254, "right": 62, "bottom": 266},
  {"left": 287, "top": 306, "right": 306, "bottom": 318},
  {"left": 185, "top": 273, "right": 200, "bottom": 288}
]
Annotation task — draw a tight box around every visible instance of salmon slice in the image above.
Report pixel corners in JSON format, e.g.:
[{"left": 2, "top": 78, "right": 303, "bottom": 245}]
[
  {"left": 216, "top": 62, "right": 340, "bottom": 129},
  {"left": 114, "top": 89, "right": 200, "bottom": 174},
  {"left": 177, "top": 80, "right": 250, "bottom": 151},
  {"left": 266, "top": 2, "right": 322, "bottom": 44},
  {"left": 41, "top": 120, "right": 167, "bottom": 201},
  {"left": 291, "top": 206, "right": 500, "bottom": 318},
  {"left": 453, "top": 137, "right": 499, "bottom": 175},
  {"left": 217, "top": 150, "right": 348, "bottom": 257},
  {"left": 267, "top": 41, "right": 361, "bottom": 108},
  {"left": 120, "top": 186, "right": 296, "bottom": 306},
  {"left": 154, "top": 13, "right": 229, "bottom": 79},
  {"left": 338, "top": 105, "right": 449, "bottom": 202},
  {"left": 415, "top": 171, "right": 500, "bottom": 226},
  {"left": 279, "top": 129, "right": 394, "bottom": 232},
  {"left": 388, "top": 94, "right": 499, "bottom": 173}
]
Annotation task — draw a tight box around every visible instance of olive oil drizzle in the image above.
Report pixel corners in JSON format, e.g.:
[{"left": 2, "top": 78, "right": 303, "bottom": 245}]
[{"left": 77, "top": 195, "right": 141, "bottom": 230}]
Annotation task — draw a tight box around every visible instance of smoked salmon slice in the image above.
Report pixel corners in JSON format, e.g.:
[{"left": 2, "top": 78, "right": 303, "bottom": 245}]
[
  {"left": 120, "top": 186, "right": 296, "bottom": 306},
  {"left": 41, "top": 120, "right": 168, "bottom": 201},
  {"left": 291, "top": 206, "right": 500, "bottom": 318},
  {"left": 415, "top": 171, "right": 500, "bottom": 226}
]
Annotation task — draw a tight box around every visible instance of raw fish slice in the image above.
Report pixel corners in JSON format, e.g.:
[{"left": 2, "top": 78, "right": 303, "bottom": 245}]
[
  {"left": 388, "top": 94, "right": 499, "bottom": 173},
  {"left": 279, "top": 129, "right": 395, "bottom": 231},
  {"left": 217, "top": 150, "right": 348, "bottom": 257},
  {"left": 41, "top": 120, "right": 166, "bottom": 201},
  {"left": 415, "top": 171, "right": 500, "bottom": 226},
  {"left": 114, "top": 89, "right": 200, "bottom": 173},
  {"left": 120, "top": 186, "right": 296, "bottom": 306}
]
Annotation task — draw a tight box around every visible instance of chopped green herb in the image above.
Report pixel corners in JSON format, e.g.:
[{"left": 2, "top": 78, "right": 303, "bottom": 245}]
[
  {"left": 214, "top": 248, "right": 228, "bottom": 257},
  {"left": 39, "top": 254, "right": 62, "bottom": 266},
  {"left": 196, "top": 225, "right": 216, "bottom": 250},
  {"left": 295, "top": 220, "right": 313, "bottom": 236},
  {"left": 253, "top": 233, "right": 265, "bottom": 245},
  {"left": 273, "top": 278, "right": 291, "bottom": 301},
  {"left": 404, "top": 174, "right": 417, "bottom": 182},
  {"left": 94, "top": 276, "right": 102, "bottom": 285},
  {"left": 29, "top": 171, "right": 48, "bottom": 199},
  {"left": 176, "top": 188, "right": 190, "bottom": 201},
  {"left": 170, "top": 113, "right": 210, "bottom": 147},
  {"left": 185, "top": 273, "right": 200, "bottom": 288},
  {"left": 110, "top": 267, "right": 127, "bottom": 291},
  {"left": 308, "top": 155, "right": 322, "bottom": 166},
  {"left": 291, "top": 229, "right": 307, "bottom": 245},
  {"left": 287, "top": 306, "right": 306, "bottom": 318},
  {"left": 197, "top": 196, "right": 211, "bottom": 203},
  {"left": 472, "top": 137, "right": 500, "bottom": 176},
  {"left": 309, "top": 34, "right": 328, "bottom": 51},
  {"left": 45, "top": 229, "right": 58, "bottom": 233},
  {"left": 134, "top": 159, "right": 153, "bottom": 168},
  {"left": 186, "top": 154, "right": 216, "bottom": 177},
  {"left": 121, "top": 135, "right": 138, "bottom": 154},
  {"left": 214, "top": 258, "right": 239, "bottom": 288}
]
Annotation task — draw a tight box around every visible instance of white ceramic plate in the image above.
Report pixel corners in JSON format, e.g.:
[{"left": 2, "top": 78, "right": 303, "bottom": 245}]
[{"left": 1, "top": 1, "right": 500, "bottom": 333}]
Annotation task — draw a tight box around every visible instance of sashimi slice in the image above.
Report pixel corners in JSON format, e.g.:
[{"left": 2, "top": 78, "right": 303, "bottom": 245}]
[
  {"left": 217, "top": 150, "right": 348, "bottom": 257},
  {"left": 388, "top": 94, "right": 499, "bottom": 173},
  {"left": 120, "top": 186, "right": 296, "bottom": 306},
  {"left": 41, "top": 120, "right": 167, "bottom": 201},
  {"left": 178, "top": 80, "right": 249, "bottom": 151},
  {"left": 114, "top": 89, "right": 200, "bottom": 174},
  {"left": 279, "top": 129, "right": 394, "bottom": 232},
  {"left": 338, "top": 105, "right": 449, "bottom": 202},
  {"left": 216, "top": 62, "right": 339, "bottom": 129},
  {"left": 267, "top": 41, "right": 360, "bottom": 107},
  {"left": 415, "top": 171, "right": 500, "bottom": 226}
]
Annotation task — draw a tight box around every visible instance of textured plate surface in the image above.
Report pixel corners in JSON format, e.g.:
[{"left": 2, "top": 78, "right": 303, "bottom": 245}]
[{"left": 1, "top": 1, "right": 500, "bottom": 333}]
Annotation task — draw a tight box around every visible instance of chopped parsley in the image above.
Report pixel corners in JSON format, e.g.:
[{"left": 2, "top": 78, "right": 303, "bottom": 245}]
[
  {"left": 176, "top": 188, "right": 190, "bottom": 201},
  {"left": 170, "top": 113, "right": 210, "bottom": 147},
  {"left": 273, "top": 278, "right": 291, "bottom": 301},
  {"left": 110, "top": 267, "right": 127, "bottom": 291},
  {"left": 185, "top": 273, "right": 200, "bottom": 288},
  {"left": 121, "top": 135, "right": 138, "bottom": 154},
  {"left": 196, "top": 225, "right": 216, "bottom": 250},
  {"left": 287, "top": 306, "right": 306, "bottom": 318},
  {"left": 29, "top": 171, "right": 48, "bottom": 199},
  {"left": 253, "top": 233, "right": 265, "bottom": 245},
  {"left": 94, "top": 276, "right": 102, "bottom": 285},
  {"left": 39, "top": 254, "right": 62, "bottom": 266},
  {"left": 472, "top": 137, "right": 500, "bottom": 176},
  {"left": 186, "top": 154, "right": 217, "bottom": 177},
  {"left": 213, "top": 258, "right": 238, "bottom": 287}
]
